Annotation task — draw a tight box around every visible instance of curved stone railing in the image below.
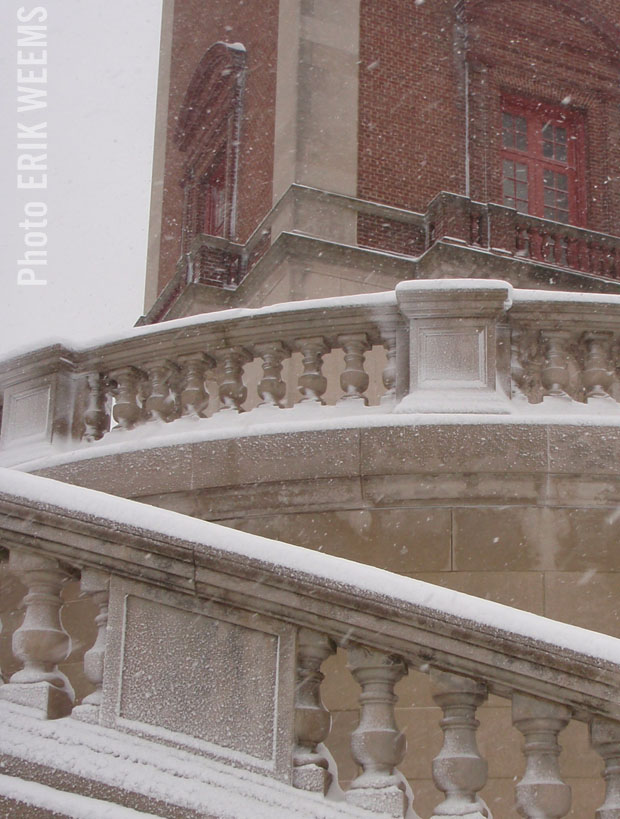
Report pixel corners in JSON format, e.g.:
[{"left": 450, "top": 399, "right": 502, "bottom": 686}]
[
  {"left": 1, "top": 468, "right": 620, "bottom": 817},
  {"left": 3, "top": 280, "right": 620, "bottom": 466}
]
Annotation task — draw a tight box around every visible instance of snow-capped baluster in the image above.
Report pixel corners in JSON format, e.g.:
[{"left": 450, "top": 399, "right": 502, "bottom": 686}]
[
  {"left": 256, "top": 341, "right": 289, "bottom": 408},
  {"left": 0, "top": 550, "right": 75, "bottom": 718},
  {"left": 144, "top": 359, "right": 180, "bottom": 422},
  {"left": 82, "top": 372, "right": 109, "bottom": 441},
  {"left": 381, "top": 335, "right": 397, "bottom": 406},
  {"left": 72, "top": 569, "right": 109, "bottom": 724},
  {"left": 541, "top": 330, "right": 573, "bottom": 399},
  {"left": 582, "top": 331, "right": 614, "bottom": 401},
  {"left": 293, "top": 628, "right": 336, "bottom": 794},
  {"left": 512, "top": 693, "right": 571, "bottom": 819},
  {"left": 345, "top": 644, "right": 411, "bottom": 817},
  {"left": 337, "top": 333, "right": 370, "bottom": 404},
  {"left": 214, "top": 346, "right": 251, "bottom": 412},
  {"left": 178, "top": 352, "right": 214, "bottom": 418},
  {"left": 296, "top": 337, "right": 328, "bottom": 404},
  {"left": 591, "top": 718, "right": 620, "bottom": 819},
  {"left": 109, "top": 366, "right": 144, "bottom": 430},
  {"left": 430, "top": 670, "right": 489, "bottom": 819}
]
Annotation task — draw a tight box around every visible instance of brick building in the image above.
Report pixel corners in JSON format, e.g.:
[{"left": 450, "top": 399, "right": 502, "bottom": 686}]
[
  {"left": 144, "top": 0, "right": 620, "bottom": 321},
  {"left": 3, "top": 3, "right": 620, "bottom": 817}
]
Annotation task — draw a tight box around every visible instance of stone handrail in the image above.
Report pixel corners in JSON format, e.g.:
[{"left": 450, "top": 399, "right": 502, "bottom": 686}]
[
  {"left": 3, "top": 280, "right": 620, "bottom": 464},
  {"left": 2, "top": 468, "right": 620, "bottom": 817},
  {"left": 425, "top": 191, "right": 620, "bottom": 280}
]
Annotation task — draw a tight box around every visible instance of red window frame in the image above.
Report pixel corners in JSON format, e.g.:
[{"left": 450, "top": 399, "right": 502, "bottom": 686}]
[
  {"left": 501, "top": 96, "right": 586, "bottom": 227},
  {"left": 201, "top": 149, "right": 228, "bottom": 237}
]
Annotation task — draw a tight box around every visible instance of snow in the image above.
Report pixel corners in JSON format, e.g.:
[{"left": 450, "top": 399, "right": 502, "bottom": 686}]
[
  {"left": 0, "top": 701, "right": 368, "bottom": 819},
  {"left": 0, "top": 773, "right": 155, "bottom": 818},
  {"left": 3, "top": 466, "right": 620, "bottom": 669},
  {"left": 8, "top": 402, "right": 620, "bottom": 476},
  {"left": 0, "top": 290, "right": 398, "bottom": 363}
]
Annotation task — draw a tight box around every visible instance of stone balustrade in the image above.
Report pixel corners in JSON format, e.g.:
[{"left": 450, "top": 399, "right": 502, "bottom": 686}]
[
  {"left": 2, "top": 469, "right": 620, "bottom": 817},
  {"left": 4, "top": 281, "right": 620, "bottom": 466},
  {"left": 425, "top": 191, "right": 620, "bottom": 281}
]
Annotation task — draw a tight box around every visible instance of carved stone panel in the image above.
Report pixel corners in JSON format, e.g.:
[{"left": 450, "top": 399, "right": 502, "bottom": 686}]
[
  {"left": 101, "top": 578, "right": 296, "bottom": 780},
  {"left": 1, "top": 383, "right": 51, "bottom": 446}
]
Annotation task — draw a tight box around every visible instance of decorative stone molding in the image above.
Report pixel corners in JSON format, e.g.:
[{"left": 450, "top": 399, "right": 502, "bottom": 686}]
[{"left": 395, "top": 280, "right": 512, "bottom": 413}]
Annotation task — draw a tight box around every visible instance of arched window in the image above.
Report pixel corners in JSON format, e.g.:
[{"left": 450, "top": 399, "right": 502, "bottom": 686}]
[{"left": 175, "top": 42, "right": 246, "bottom": 246}]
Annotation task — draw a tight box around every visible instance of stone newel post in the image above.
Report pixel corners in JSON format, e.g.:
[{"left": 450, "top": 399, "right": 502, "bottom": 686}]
[{"left": 394, "top": 279, "right": 512, "bottom": 413}]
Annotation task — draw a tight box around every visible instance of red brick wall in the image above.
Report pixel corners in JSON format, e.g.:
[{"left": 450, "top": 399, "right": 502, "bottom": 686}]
[
  {"left": 465, "top": 0, "right": 620, "bottom": 235},
  {"left": 157, "top": 0, "right": 278, "bottom": 295},
  {"left": 357, "top": 0, "right": 620, "bottom": 242},
  {"left": 357, "top": 0, "right": 466, "bottom": 214}
]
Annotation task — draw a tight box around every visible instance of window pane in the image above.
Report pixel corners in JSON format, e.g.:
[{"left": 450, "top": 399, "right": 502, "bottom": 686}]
[
  {"left": 515, "top": 163, "right": 528, "bottom": 181},
  {"left": 516, "top": 132, "right": 527, "bottom": 151},
  {"left": 557, "top": 173, "right": 568, "bottom": 190},
  {"left": 502, "top": 113, "right": 513, "bottom": 148},
  {"left": 555, "top": 127, "right": 567, "bottom": 144},
  {"left": 505, "top": 197, "right": 515, "bottom": 208},
  {"left": 516, "top": 182, "right": 528, "bottom": 199},
  {"left": 557, "top": 192, "right": 568, "bottom": 209},
  {"left": 543, "top": 141, "right": 553, "bottom": 158},
  {"left": 542, "top": 121, "right": 553, "bottom": 139},
  {"left": 544, "top": 188, "right": 555, "bottom": 206},
  {"left": 503, "top": 179, "right": 514, "bottom": 196},
  {"left": 544, "top": 206, "right": 555, "bottom": 219},
  {"left": 555, "top": 143, "right": 567, "bottom": 161},
  {"left": 543, "top": 168, "right": 553, "bottom": 185},
  {"left": 503, "top": 159, "right": 514, "bottom": 177},
  {"left": 516, "top": 200, "right": 528, "bottom": 213}
]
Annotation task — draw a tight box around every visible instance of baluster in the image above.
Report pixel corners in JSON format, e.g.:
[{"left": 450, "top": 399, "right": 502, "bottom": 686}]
[
  {"left": 430, "top": 670, "right": 489, "bottom": 819},
  {"left": 582, "top": 331, "right": 613, "bottom": 401},
  {"left": 516, "top": 224, "right": 529, "bottom": 258},
  {"left": 82, "top": 373, "right": 109, "bottom": 441},
  {"left": 578, "top": 239, "right": 590, "bottom": 272},
  {"left": 556, "top": 236, "right": 568, "bottom": 267},
  {"left": 512, "top": 693, "right": 571, "bottom": 819},
  {"left": 214, "top": 346, "right": 251, "bottom": 412},
  {"left": 293, "top": 628, "right": 336, "bottom": 794},
  {"left": 381, "top": 335, "right": 397, "bottom": 405},
  {"left": 591, "top": 718, "right": 620, "bottom": 819},
  {"left": 144, "top": 359, "right": 180, "bottom": 422},
  {"left": 530, "top": 227, "right": 543, "bottom": 261},
  {"left": 541, "top": 330, "right": 573, "bottom": 399},
  {"left": 109, "top": 365, "right": 144, "bottom": 430},
  {"left": 256, "top": 341, "right": 289, "bottom": 408},
  {"left": 72, "top": 569, "right": 109, "bottom": 723},
  {"left": 338, "top": 333, "right": 370, "bottom": 404},
  {"left": 0, "top": 550, "right": 74, "bottom": 718},
  {"left": 346, "top": 644, "right": 411, "bottom": 817},
  {"left": 566, "top": 236, "right": 579, "bottom": 269},
  {"left": 610, "top": 247, "right": 619, "bottom": 279},
  {"left": 296, "top": 337, "right": 329, "bottom": 404},
  {"left": 178, "top": 353, "right": 214, "bottom": 418}
]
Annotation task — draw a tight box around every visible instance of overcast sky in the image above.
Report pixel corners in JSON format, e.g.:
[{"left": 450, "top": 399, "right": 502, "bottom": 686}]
[{"left": 1, "top": 1, "right": 163, "bottom": 357}]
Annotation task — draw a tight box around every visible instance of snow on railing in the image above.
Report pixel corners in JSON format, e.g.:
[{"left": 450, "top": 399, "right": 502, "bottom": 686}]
[
  {"left": 1, "top": 468, "right": 620, "bottom": 817},
  {"left": 3, "top": 280, "right": 620, "bottom": 464}
]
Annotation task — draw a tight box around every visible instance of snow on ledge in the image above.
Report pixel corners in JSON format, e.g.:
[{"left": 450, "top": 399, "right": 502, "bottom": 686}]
[{"left": 2, "top": 467, "right": 620, "bottom": 669}]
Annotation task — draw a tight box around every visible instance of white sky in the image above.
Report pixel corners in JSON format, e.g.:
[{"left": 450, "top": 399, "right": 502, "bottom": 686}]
[{"left": 0, "top": 1, "right": 163, "bottom": 357}]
